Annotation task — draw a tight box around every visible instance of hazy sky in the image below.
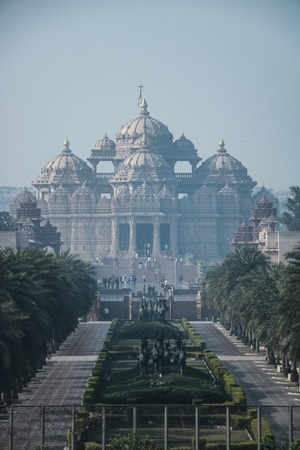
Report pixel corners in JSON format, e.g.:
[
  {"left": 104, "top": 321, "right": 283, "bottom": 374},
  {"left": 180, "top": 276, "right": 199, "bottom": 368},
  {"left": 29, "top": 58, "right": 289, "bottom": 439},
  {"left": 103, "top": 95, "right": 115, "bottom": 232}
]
[{"left": 0, "top": 0, "right": 299, "bottom": 192}]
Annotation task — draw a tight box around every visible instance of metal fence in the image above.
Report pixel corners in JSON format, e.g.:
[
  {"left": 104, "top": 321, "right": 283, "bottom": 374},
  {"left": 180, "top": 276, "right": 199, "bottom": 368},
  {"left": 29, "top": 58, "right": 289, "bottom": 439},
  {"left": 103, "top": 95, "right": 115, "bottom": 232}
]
[{"left": 0, "top": 404, "right": 300, "bottom": 450}]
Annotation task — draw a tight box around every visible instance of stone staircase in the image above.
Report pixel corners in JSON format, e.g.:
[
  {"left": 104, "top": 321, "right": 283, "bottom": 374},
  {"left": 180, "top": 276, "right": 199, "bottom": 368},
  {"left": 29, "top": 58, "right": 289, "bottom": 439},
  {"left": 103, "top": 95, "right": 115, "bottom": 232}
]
[{"left": 95, "top": 256, "right": 198, "bottom": 289}]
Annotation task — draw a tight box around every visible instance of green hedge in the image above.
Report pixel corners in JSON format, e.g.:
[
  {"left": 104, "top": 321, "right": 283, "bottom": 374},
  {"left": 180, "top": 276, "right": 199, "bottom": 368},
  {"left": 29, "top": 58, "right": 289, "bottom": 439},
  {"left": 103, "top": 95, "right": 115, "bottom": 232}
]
[
  {"left": 181, "top": 318, "right": 206, "bottom": 350},
  {"left": 203, "top": 349, "right": 246, "bottom": 405},
  {"left": 250, "top": 417, "right": 274, "bottom": 442},
  {"left": 84, "top": 443, "right": 102, "bottom": 450},
  {"left": 79, "top": 319, "right": 273, "bottom": 449},
  {"left": 206, "top": 443, "right": 257, "bottom": 450}
]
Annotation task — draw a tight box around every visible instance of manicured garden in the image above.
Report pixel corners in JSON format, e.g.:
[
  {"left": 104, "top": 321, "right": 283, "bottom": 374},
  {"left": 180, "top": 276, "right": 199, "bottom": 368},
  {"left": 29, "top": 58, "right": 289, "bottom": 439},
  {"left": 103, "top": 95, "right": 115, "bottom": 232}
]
[{"left": 72, "top": 319, "right": 274, "bottom": 449}]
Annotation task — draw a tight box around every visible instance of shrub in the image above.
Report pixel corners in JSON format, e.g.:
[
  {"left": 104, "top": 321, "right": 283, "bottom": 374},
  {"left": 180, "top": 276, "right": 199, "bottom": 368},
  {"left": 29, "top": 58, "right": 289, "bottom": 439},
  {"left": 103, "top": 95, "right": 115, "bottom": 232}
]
[
  {"left": 84, "top": 443, "right": 102, "bottom": 450},
  {"left": 191, "top": 437, "right": 206, "bottom": 449},
  {"left": 261, "top": 436, "right": 276, "bottom": 450},
  {"left": 107, "top": 432, "right": 156, "bottom": 450},
  {"left": 170, "top": 447, "right": 193, "bottom": 450},
  {"left": 206, "top": 445, "right": 257, "bottom": 450},
  {"left": 206, "top": 444, "right": 226, "bottom": 450},
  {"left": 230, "top": 386, "right": 246, "bottom": 405},
  {"left": 250, "top": 418, "right": 274, "bottom": 443}
]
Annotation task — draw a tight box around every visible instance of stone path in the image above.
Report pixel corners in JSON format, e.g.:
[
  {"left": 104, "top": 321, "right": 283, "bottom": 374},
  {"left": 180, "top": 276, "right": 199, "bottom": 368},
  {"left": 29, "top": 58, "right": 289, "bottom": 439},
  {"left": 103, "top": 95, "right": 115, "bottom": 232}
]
[
  {"left": 1, "top": 319, "right": 300, "bottom": 449},
  {"left": 191, "top": 322, "right": 300, "bottom": 446},
  {"left": 0, "top": 321, "right": 110, "bottom": 450}
]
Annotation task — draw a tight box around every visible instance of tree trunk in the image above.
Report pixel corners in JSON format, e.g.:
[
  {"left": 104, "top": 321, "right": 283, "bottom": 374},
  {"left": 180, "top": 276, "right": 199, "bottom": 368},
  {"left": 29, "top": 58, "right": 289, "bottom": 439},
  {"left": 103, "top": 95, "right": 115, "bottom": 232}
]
[
  {"left": 268, "top": 349, "right": 276, "bottom": 365},
  {"left": 290, "top": 360, "right": 299, "bottom": 383}
]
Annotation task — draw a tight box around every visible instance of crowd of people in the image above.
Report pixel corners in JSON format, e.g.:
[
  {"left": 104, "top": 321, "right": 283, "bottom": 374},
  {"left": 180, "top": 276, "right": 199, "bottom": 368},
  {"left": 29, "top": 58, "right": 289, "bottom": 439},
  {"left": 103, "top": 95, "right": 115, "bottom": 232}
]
[
  {"left": 99, "top": 274, "right": 137, "bottom": 289},
  {"left": 97, "top": 253, "right": 186, "bottom": 293}
]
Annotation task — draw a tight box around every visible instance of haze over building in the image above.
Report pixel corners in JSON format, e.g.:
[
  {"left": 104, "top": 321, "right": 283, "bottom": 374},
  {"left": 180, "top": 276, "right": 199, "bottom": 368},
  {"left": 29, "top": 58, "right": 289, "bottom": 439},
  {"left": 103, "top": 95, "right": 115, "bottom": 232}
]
[{"left": 31, "top": 97, "right": 257, "bottom": 265}]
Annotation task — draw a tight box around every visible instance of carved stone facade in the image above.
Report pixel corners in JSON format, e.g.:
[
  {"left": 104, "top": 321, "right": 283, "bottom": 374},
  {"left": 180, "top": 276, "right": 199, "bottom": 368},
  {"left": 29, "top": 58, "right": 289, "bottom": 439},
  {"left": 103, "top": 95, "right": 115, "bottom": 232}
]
[
  {"left": 232, "top": 194, "right": 300, "bottom": 264},
  {"left": 1, "top": 188, "right": 61, "bottom": 253},
  {"left": 31, "top": 99, "right": 256, "bottom": 265}
]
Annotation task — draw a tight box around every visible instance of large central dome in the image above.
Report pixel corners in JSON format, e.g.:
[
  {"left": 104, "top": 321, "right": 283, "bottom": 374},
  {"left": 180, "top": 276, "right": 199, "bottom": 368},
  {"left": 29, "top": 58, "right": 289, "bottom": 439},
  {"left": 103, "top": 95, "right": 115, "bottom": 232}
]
[{"left": 115, "top": 99, "right": 173, "bottom": 158}]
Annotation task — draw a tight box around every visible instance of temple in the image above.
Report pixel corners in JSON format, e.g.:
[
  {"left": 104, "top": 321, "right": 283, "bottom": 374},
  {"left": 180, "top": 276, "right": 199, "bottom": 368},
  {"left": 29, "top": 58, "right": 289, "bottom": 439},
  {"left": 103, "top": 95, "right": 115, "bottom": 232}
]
[{"left": 31, "top": 98, "right": 257, "bottom": 266}]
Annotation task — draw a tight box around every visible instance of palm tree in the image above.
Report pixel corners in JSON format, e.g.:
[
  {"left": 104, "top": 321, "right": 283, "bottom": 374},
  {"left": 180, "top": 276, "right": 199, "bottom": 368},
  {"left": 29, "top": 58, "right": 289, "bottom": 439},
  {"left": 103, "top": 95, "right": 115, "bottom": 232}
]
[
  {"left": 0, "top": 249, "right": 31, "bottom": 403},
  {"left": 16, "top": 248, "right": 65, "bottom": 352},
  {"left": 280, "top": 186, "right": 300, "bottom": 231},
  {"left": 0, "top": 300, "right": 30, "bottom": 404},
  {"left": 56, "top": 250, "right": 96, "bottom": 317},
  {"left": 205, "top": 261, "right": 232, "bottom": 327},
  {"left": 277, "top": 244, "right": 300, "bottom": 378},
  {"left": 0, "top": 247, "right": 97, "bottom": 403},
  {"left": 226, "top": 245, "right": 269, "bottom": 279},
  {"left": 241, "top": 264, "right": 283, "bottom": 360},
  {"left": 205, "top": 246, "right": 270, "bottom": 336}
]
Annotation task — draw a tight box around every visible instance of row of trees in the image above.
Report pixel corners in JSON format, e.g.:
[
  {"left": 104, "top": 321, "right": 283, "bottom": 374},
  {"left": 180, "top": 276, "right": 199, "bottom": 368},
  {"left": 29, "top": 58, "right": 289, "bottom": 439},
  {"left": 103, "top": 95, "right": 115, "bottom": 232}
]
[
  {"left": 0, "top": 248, "right": 97, "bottom": 404},
  {"left": 204, "top": 243, "right": 300, "bottom": 379},
  {"left": 280, "top": 186, "right": 300, "bottom": 231},
  {"left": 205, "top": 185, "right": 300, "bottom": 376}
]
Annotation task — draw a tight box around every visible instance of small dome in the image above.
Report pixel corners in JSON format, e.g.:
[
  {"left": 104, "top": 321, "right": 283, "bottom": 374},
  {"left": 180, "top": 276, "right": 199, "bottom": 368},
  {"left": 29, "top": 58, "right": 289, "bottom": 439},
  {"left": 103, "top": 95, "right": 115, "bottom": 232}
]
[
  {"left": 111, "top": 135, "right": 175, "bottom": 184},
  {"left": 33, "top": 139, "right": 93, "bottom": 187},
  {"left": 211, "top": 140, "right": 242, "bottom": 171},
  {"left": 196, "top": 139, "right": 255, "bottom": 186},
  {"left": 94, "top": 134, "right": 115, "bottom": 150},
  {"left": 125, "top": 147, "right": 162, "bottom": 169},
  {"left": 173, "top": 134, "right": 195, "bottom": 152}
]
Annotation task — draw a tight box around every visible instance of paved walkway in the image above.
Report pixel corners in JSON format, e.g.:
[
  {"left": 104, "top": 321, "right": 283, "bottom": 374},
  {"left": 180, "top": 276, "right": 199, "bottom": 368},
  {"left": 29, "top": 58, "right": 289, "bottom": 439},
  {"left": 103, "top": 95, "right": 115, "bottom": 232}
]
[
  {"left": 18, "top": 321, "right": 110, "bottom": 407},
  {"left": 191, "top": 322, "right": 300, "bottom": 446},
  {"left": 0, "top": 321, "right": 110, "bottom": 450},
  {"left": 1, "top": 320, "right": 300, "bottom": 448}
]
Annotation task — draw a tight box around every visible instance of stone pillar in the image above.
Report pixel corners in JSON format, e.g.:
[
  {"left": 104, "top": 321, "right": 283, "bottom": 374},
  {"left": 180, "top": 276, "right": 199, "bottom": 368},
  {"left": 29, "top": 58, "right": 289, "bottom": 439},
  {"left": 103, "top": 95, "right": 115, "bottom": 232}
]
[
  {"left": 128, "top": 219, "right": 136, "bottom": 255},
  {"left": 153, "top": 219, "right": 160, "bottom": 255},
  {"left": 170, "top": 218, "right": 178, "bottom": 256},
  {"left": 191, "top": 161, "right": 197, "bottom": 177},
  {"left": 110, "top": 218, "right": 118, "bottom": 257},
  {"left": 196, "top": 291, "right": 202, "bottom": 320}
]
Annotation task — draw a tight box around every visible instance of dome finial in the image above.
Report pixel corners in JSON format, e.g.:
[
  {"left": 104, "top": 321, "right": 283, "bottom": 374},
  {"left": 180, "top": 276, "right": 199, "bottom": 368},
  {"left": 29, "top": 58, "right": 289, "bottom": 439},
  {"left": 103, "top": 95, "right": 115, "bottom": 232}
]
[
  {"left": 64, "top": 138, "right": 70, "bottom": 148},
  {"left": 140, "top": 98, "right": 148, "bottom": 112},
  {"left": 218, "top": 139, "right": 226, "bottom": 153}
]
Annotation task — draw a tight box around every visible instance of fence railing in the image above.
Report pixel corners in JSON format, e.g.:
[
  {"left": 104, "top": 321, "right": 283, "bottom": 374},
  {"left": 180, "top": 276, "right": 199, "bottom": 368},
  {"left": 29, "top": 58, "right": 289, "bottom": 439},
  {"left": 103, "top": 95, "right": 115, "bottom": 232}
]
[{"left": 0, "top": 404, "right": 300, "bottom": 450}]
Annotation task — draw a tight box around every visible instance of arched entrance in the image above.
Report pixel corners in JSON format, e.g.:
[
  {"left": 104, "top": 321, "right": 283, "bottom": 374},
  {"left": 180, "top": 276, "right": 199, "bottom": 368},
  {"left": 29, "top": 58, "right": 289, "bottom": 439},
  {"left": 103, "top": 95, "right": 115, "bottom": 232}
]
[
  {"left": 136, "top": 223, "right": 153, "bottom": 256},
  {"left": 160, "top": 223, "right": 170, "bottom": 251}
]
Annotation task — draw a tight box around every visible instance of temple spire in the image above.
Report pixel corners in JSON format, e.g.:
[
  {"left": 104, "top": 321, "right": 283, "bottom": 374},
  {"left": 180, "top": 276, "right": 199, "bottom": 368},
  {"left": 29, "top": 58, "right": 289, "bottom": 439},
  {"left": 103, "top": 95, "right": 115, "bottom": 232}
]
[{"left": 138, "top": 84, "right": 144, "bottom": 106}]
